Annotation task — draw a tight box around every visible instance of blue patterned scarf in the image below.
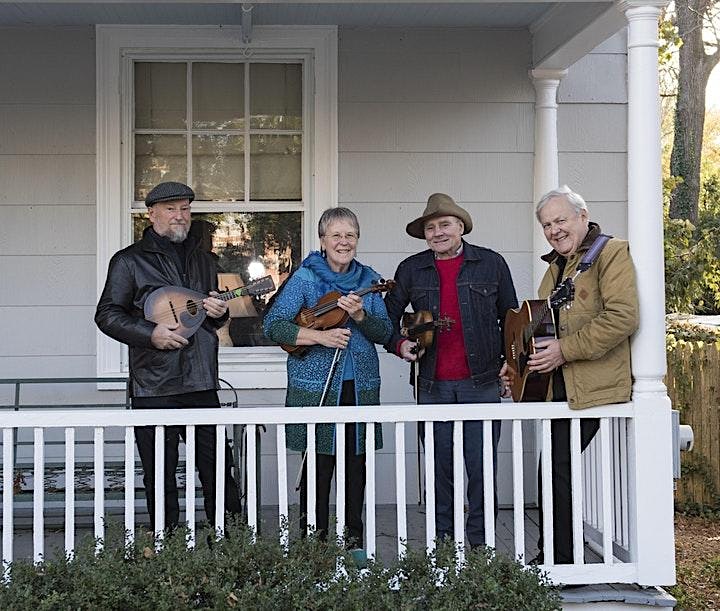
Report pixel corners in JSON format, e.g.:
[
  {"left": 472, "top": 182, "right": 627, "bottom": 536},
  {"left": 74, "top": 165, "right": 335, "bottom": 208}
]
[{"left": 301, "top": 251, "right": 377, "bottom": 294}]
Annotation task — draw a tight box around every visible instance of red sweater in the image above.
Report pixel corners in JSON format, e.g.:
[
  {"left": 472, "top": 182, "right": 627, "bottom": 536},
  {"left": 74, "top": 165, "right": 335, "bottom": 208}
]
[{"left": 434, "top": 254, "right": 470, "bottom": 380}]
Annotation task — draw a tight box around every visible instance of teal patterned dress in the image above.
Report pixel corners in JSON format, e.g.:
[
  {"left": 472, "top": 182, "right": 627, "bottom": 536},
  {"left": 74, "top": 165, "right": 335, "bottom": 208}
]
[{"left": 263, "top": 253, "right": 392, "bottom": 455}]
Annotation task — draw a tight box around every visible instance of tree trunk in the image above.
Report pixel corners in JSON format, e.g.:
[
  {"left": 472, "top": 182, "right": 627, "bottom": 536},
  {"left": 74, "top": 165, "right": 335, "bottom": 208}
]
[{"left": 669, "top": 0, "right": 720, "bottom": 223}]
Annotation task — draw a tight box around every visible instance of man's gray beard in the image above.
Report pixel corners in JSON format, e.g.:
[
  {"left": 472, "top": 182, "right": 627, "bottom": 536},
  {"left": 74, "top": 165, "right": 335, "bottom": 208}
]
[{"left": 167, "top": 225, "right": 189, "bottom": 243}]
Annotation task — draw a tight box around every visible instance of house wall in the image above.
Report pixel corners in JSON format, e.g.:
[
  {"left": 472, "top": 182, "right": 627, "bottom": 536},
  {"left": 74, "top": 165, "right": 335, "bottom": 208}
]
[{"left": 0, "top": 25, "right": 629, "bottom": 508}]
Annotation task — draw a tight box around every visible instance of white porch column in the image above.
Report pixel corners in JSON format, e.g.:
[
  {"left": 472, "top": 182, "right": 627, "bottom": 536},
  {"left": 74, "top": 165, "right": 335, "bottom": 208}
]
[
  {"left": 618, "top": 0, "right": 675, "bottom": 586},
  {"left": 530, "top": 69, "right": 567, "bottom": 294}
]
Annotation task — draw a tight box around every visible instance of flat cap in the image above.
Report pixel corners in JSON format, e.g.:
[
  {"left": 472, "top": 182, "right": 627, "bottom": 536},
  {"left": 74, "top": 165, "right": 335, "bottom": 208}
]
[{"left": 145, "top": 181, "right": 195, "bottom": 207}]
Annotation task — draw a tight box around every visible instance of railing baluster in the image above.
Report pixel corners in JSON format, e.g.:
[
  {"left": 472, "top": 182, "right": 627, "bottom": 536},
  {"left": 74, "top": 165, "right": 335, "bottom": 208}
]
[
  {"left": 215, "top": 425, "right": 227, "bottom": 538},
  {"left": 395, "top": 422, "right": 407, "bottom": 559},
  {"left": 3, "top": 427, "right": 14, "bottom": 569},
  {"left": 511, "top": 420, "right": 524, "bottom": 562},
  {"left": 185, "top": 426, "right": 196, "bottom": 547},
  {"left": 365, "top": 422, "right": 376, "bottom": 559},
  {"left": 125, "top": 426, "right": 135, "bottom": 548},
  {"left": 619, "top": 418, "right": 630, "bottom": 549},
  {"left": 94, "top": 427, "right": 104, "bottom": 551},
  {"left": 570, "top": 418, "right": 583, "bottom": 565},
  {"left": 483, "top": 419, "right": 495, "bottom": 548},
  {"left": 424, "top": 421, "right": 436, "bottom": 553},
  {"left": 65, "top": 427, "right": 75, "bottom": 557},
  {"left": 600, "top": 418, "right": 613, "bottom": 563},
  {"left": 452, "top": 421, "right": 464, "bottom": 559},
  {"left": 33, "top": 427, "right": 44, "bottom": 563},
  {"left": 246, "top": 424, "right": 257, "bottom": 540},
  {"left": 306, "top": 424, "right": 316, "bottom": 534},
  {"left": 541, "top": 419, "right": 553, "bottom": 565},
  {"left": 335, "top": 422, "right": 346, "bottom": 542},
  {"left": 276, "top": 425, "right": 289, "bottom": 550},
  {"left": 154, "top": 425, "right": 165, "bottom": 542}
]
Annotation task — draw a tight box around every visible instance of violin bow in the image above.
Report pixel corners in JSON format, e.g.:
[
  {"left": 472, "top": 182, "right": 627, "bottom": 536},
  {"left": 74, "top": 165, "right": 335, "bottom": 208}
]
[{"left": 294, "top": 346, "right": 344, "bottom": 492}]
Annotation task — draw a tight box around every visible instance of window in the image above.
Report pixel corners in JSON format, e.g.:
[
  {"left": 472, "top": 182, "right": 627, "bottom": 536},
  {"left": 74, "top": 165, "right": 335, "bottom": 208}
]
[
  {"left": 97, "top": 25, "right": 337, "bottom": 387},
  {"left": 132, "top": 61, "right": 304, "bottom": 347}
]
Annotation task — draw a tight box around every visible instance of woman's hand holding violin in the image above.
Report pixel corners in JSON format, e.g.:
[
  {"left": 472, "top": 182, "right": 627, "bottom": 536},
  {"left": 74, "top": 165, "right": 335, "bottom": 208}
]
[
  {"left": 337, "top": 292, "right": 365, "bottom": 322},
  {"left": 319, "top": 327, "right": 351, "bottom": 349}
]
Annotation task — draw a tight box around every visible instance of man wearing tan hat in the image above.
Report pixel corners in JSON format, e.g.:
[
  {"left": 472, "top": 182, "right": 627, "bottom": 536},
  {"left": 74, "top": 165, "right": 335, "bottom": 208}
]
[{"left": 384, "top": 193, "right": 518, "bottom": 548}]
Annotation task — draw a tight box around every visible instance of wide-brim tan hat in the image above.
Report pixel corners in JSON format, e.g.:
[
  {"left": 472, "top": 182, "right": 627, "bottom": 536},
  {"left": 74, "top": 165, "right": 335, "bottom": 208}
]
[{"left": 406, "top": 193, "right": 473, "bottom": 239}]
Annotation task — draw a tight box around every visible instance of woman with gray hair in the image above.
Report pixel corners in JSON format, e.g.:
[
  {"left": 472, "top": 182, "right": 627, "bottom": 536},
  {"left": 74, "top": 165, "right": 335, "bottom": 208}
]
[{"left": 263, "top": 207, "right": 392, "bottom": 565}]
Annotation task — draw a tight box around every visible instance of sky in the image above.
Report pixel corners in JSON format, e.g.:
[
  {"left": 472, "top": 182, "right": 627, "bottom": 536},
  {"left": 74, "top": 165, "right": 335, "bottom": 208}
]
[{"left": 709, "top": 64, "right": 720, "bottom": 110}]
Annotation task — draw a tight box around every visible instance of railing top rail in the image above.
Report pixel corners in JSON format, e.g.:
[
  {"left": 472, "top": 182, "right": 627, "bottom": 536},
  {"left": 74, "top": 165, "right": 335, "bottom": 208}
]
[
  {"left": 0, "top": 377, "right": 128, "bottom": 385},
  {"left": 0, "top": 401, "right": 635, "bottom": 428}
]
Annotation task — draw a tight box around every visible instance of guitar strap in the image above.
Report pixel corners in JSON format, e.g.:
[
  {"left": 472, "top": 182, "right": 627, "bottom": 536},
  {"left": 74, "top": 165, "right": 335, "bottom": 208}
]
[{"left": 576, "top": 233, "right": 612, "bottom": 274}]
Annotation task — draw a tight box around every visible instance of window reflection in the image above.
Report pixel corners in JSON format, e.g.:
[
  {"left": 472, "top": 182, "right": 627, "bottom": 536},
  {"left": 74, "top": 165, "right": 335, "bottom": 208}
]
[{"left": 133, "top": 211, "right": 301, "bottom": 347}]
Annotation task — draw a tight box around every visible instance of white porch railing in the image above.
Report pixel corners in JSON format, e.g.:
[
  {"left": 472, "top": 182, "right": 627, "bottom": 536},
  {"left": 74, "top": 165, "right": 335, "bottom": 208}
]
[{"left": 0, "top": 400, "right": 673, "bottom": 586}]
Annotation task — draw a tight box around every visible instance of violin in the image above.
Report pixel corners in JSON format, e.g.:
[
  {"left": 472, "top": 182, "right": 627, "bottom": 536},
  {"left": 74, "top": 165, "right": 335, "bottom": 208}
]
[
  {"left": 400, "top": 311, "right": 454, "bottom": 357},
  {"left": 281, "top": 279, "right": 396, "bottom": 355}
]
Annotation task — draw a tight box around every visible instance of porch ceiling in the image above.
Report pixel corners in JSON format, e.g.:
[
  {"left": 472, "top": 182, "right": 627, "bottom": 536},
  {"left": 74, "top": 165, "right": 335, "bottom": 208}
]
[{"left": 0, "top": 1, "right": 625, "bottom": 70}]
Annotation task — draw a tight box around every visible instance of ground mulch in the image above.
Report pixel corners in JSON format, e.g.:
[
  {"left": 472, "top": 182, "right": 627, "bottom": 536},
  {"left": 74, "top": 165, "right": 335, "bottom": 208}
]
[{"left": 673, "top": 513, "right": 720, "bottom": 609}]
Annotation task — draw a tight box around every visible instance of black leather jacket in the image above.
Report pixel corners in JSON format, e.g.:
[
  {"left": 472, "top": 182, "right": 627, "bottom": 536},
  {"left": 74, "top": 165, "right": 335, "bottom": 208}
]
[
  {"left": 384, "top": 241, "right": 518, "bottom": 390},
  {"left": 95, "top": 227, "right": 227, "bottom": 398}
]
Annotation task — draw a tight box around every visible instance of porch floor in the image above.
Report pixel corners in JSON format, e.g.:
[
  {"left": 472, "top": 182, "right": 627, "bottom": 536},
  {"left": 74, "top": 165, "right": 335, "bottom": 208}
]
[{"left": 8, "top": 504, "right": 604, "bottom": 566}]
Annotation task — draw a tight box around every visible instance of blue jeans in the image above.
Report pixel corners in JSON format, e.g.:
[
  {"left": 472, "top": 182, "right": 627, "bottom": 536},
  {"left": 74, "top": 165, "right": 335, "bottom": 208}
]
[{"left": 419, "top": 378, "right": 501, "bottom": 548}]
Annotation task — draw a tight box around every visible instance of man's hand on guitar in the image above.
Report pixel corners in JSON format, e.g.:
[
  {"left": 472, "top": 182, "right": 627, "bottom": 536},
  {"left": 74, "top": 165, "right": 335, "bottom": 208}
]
[
  {"left": 203, "top": 292, "right": 228, "bottom": 319},
  {"left": 528, "top": 338, "right": 566, "bottom": 373},
  {"left": 151, "top": 323, "right": 189, "bottom": 350}
]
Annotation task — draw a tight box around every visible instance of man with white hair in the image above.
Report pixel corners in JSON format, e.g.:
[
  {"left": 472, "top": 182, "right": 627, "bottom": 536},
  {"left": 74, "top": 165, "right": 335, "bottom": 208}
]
[{"left": 528, "top": 185, "right": 639, "bottom": 564}]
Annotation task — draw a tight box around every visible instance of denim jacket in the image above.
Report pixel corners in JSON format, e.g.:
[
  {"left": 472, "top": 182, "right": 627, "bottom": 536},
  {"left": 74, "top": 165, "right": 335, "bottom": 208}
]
[{"left": 384, "top": 241, "right": 518, "bottom": 390}]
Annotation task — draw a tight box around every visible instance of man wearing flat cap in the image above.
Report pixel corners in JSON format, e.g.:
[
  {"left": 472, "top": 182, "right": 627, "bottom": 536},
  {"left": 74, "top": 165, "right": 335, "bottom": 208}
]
[
  {"left": 384, "top": 193, "right": 518, "bottom": 548},
  {"left": 95, "top": 181, "right": 241, "bottom": 532}
]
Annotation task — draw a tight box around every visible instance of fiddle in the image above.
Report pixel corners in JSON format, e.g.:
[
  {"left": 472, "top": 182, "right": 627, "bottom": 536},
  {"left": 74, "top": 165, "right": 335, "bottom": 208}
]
[
  {"left": 400, "top": 311, "right": 454, "bottom": 357},
  {"left": 281, "top": 279, "right": 396, "bottom": 355}
]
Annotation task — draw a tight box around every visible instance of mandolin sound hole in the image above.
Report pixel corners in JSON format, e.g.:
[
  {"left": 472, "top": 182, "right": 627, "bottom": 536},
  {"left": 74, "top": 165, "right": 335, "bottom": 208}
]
[{"left": 185, "top": 300, "right": 198, "bottom": 316}]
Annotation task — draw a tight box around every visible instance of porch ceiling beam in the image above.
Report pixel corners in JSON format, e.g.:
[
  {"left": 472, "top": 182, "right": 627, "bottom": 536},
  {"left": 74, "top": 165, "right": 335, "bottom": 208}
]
[
  {"left": 532, "top": 2, "right": 626, "bottom": 70},
  {"left": 0, "top": 0, "right": 617, "bottom": 4}
]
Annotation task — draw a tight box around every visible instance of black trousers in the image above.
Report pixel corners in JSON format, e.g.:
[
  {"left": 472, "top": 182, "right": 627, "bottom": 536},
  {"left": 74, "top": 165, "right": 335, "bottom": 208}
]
[
  {"left": 299, "top": 381, "right": 366, "bottom": 547},
  {"left": 133, "top": 390, "right": 242, "bottom": 530},
  {"left": 537, "top": 418, "right": 600, "bottom": 563}
]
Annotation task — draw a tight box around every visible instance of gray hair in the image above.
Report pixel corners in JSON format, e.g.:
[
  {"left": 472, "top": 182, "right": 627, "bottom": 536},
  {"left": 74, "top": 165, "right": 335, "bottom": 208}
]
[
  {"left": 318, "top": 207, "right": 360, "bottom": 239},
  {"left": 535, "top": 185, "right": 588, "bottom": 221}
]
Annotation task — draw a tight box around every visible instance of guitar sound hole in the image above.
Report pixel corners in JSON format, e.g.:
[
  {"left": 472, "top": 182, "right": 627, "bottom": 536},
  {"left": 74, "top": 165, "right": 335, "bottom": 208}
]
[{"left": 186, "top": 300, "right": 198, "bottom": 316}]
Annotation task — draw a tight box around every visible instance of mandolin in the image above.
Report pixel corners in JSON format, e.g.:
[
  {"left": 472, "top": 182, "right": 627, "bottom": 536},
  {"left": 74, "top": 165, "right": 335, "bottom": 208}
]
[
  {"left": 503, "top": 278, "right": 574, "bottom": 402},
  {"left": 144, "top": 275, "right": 276, "bottom": 339},
  {"left": 281, "top": 279, "right": 396, "bottom": 355}
]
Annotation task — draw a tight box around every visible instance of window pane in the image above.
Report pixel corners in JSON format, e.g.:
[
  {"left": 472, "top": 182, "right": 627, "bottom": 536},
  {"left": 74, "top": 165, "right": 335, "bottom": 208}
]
[
  {"left": 132, "top": 211, "right": 302, "bottom": 348},
  {"left": 134, "top": 135, "right": 187, "bottom": 202},
  {"left": 192, "top": 63, "right": 245, "bottom": 129},
  {"left": 250, "top": 135, "right": 301, "bottom": 201},
  {"left": 192, "top": 134, "right": 244, "bottom": 201},
  {"left": 135, "top": 62, "right": 187, "bottom": 129},
  {"left": 250, "top": 63, "right": 302, "bottom": 129}
]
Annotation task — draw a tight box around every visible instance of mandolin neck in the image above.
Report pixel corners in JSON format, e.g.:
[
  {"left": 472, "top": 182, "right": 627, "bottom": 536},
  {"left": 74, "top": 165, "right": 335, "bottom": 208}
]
[{"left": 218, "top": 287, "right": 246, "bottom": 302}]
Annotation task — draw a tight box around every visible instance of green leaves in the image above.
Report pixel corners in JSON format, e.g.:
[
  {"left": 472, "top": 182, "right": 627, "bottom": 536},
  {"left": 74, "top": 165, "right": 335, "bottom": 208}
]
[{"left": 0, "top": 522, "right": 559, "bottom": 610}]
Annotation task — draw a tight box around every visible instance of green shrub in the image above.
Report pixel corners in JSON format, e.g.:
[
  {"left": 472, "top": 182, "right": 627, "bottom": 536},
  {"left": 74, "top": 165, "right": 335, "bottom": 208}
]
[{"left": 0, "top": 521, "right": 560, "bottom": 610}]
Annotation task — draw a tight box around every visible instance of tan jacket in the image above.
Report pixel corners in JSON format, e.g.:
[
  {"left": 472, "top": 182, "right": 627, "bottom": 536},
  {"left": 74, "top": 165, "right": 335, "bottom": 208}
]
[{"left": 538, "top": 225, "right": 639, "bottom": 409}]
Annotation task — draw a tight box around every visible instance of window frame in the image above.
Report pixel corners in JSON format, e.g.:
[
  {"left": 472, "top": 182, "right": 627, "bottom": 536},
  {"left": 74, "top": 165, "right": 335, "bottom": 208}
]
[{"left": 96, "top": 25, "right": 338, "bottom": 389}]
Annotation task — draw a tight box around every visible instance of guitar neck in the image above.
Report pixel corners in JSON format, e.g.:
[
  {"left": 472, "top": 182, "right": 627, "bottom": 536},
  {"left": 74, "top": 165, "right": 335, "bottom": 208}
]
[{"left": 219, "top": 287, "right": 246, "bottom": 302}]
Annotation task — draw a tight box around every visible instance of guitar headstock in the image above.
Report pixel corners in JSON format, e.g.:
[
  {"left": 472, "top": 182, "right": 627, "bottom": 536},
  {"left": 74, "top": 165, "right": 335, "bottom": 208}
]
[
  {"left": 244, "top": 275, "right": 276, "bottom": 297},
  {"left": 549, "top": 277, "right": 575, "bottom": 308},
  {"left": 370, "top": 279, "right": 397, "bottom": 294}
]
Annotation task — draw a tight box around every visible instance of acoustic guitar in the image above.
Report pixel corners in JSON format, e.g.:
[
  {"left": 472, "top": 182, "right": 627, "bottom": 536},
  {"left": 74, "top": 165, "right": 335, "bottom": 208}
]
[
  {"left": 144, "top": 275, "right": 276, "bottom": 339},
  {"left": 503, "top": 278, "right": 575, "bottom": 402}
]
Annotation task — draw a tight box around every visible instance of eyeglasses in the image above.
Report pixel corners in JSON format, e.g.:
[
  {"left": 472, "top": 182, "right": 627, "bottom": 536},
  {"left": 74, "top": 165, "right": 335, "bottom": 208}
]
[{"left": 324, "top": 232, "right": 358, "bottom": 243}]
